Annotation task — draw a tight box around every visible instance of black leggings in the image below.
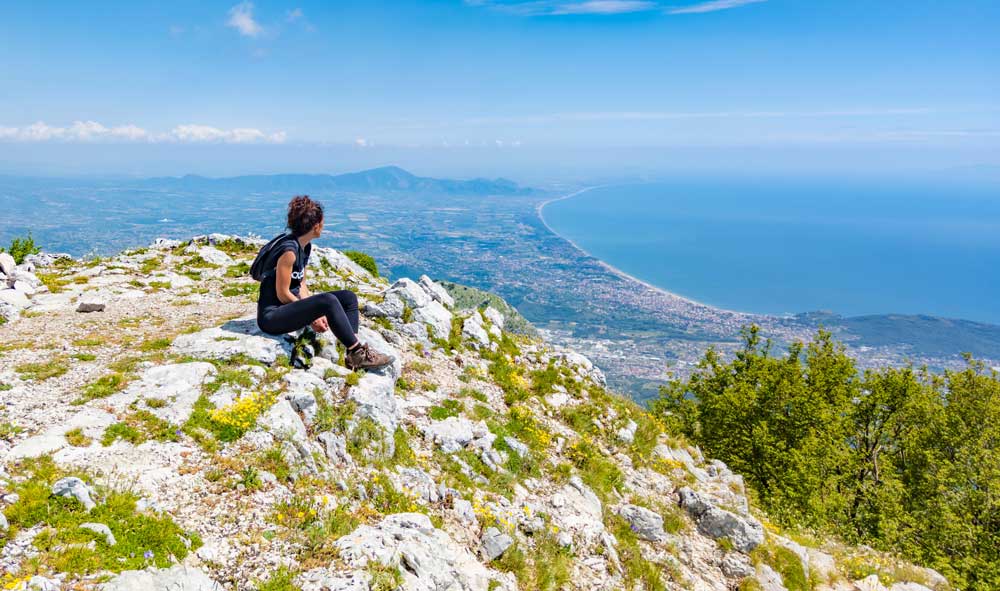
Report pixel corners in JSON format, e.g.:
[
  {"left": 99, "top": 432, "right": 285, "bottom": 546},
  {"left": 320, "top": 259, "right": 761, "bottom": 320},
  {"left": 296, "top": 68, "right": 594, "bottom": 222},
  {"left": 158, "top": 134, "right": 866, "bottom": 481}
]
[{"left": 257, "top": 290, "right": 360, "bottom": 348}]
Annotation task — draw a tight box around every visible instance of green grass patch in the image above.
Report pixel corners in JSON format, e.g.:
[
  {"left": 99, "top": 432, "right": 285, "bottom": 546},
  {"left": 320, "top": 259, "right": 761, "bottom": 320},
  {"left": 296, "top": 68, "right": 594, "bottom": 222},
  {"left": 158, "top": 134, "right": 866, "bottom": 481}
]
[
  {"left": 225, "top": 261, "right": 251, "bottom": 278},
  {"left": 2, "top": 457, "right": 199, "bottom": 575},
  {"left": 138, "top": 337, "right": 172, "bottom": 352},
  {"left": 64, "top": 428, "right": 92, "bottom": 447},
  {"left": 101, "top": 411, "right": 178, "bottom": 446},
  {"left": 429, "top": 399, "right": 462, "bottom": 420},
  {"left": 75, "top": 372, "right": 129, "bottom": 404},
  {"left": 16, "top": 359, "right": 69, "bottom": 381}
]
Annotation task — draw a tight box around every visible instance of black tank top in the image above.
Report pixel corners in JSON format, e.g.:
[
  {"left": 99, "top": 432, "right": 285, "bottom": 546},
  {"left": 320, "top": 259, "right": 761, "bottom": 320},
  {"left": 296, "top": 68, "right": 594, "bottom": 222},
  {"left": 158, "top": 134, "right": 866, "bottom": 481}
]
[{"left": 257, "top": 238, "right": 310, "bottom": 310}]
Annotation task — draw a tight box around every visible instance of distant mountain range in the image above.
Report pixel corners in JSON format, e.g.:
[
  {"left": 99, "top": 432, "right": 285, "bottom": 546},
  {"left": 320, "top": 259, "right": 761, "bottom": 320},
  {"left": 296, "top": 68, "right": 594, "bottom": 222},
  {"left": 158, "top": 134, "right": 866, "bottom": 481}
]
[{"left": 134, "top": 166, "right": 533, "bottom": 196}]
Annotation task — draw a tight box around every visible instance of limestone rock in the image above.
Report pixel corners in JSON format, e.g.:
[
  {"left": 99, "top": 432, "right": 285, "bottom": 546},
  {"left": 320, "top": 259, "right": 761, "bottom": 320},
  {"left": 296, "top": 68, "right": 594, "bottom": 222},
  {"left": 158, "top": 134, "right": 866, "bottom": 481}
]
[
  {"left": 720, "top": 552, "right": 755, "bottom": 578},
  {"left": 100, "top": 565, "right": 223, "bottom": 591},
  {"left": 618, "top": 504, "right": 666, "bottom": 542},
  {"left": 283, "top": 370, "right": 327, "bottom": 423},
  {"left": 483, "top": 306, "right": 504, "bottom": 330},
  {"left": 653, "top": 444, "right": 710, "bottom": 482},
  {"left": 617, "top": 419, "right": 638, "bottom": 444},
  {"left": 481, "top": 527, "right": 514, "bottom": 560},
  {"left": 462, "top": 313, "right": 490, "bottom": 347},
  {"left": 195, "top": 246, "right": 234, "bottom": 267},
  {"left": 413, "top": 299, "right": 453, "bottom": 341},
  {"left": 547, "top": 476, "right": 604, "bottom": 546},
  {"left": 335, "top": 513, "right": 493, "bottom": 591},
  {"left": 419, "top": 274, "right": 455, "bottom": 308},
  {"left": 318, "top": 432, "right": 353, "bottom": 465},
  {"left": 0, "top": 252, "right": 15, "bottom": 277},
  {"left": 76, "top": 294, "right": 107, "bottom": 313},
  {"left": 311, "top": 247, "right": 374, "bottom": 279},
  {"left": 348, "top": 373, "right": 400, "bottom": 436},
  {"left": 503, "top": 436, "right": 530, "bottom": 459},
  {"left": 0, "top": 288, "right": 31, "bottom": 309},
  {"left": 387, "top": 277, "right": 431, "bottom": 309},
  {"left": 8, "top": 408, "right": 115, "bottom": 459},
  {"left": 126, "top": 363, "right": 216, "bottom": 425},
  {"left": 51, "top": 477, "right": 97, "bottom": 511},
  {"left": 678, "top": 487, "right": 763, "bottom": 553},
  {"left": 755, "top": 564, "right": 785, "bottom": 591},
  {"left": 421, "top": 417, "right": 487, "bottom": 453},
  {"left": 260, "top": 399, "right": 309, "bottom": 443},
  {"left": 171, "top": 317, "right": 290, "bottom": 364},
  {"left": 396, "top": 467, "right": 440, "bottom": 503},
  {"left": 80, "top": 522, "right": 117, "bottom": 546}
]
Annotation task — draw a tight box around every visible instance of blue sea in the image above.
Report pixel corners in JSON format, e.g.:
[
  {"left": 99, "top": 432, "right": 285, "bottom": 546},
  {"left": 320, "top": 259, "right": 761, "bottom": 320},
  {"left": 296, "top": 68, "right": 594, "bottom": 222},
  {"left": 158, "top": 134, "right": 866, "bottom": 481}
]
[{"left": 542, "top": 179, "right": 1000, "bottom": 324}]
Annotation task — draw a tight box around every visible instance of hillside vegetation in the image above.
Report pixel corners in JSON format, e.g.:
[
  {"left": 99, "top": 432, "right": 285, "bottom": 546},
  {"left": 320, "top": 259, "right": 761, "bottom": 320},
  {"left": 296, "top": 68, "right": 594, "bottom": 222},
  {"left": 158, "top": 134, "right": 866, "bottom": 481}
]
[{"left": 654, "top": 326, "right": 1000, "bottom": 590}]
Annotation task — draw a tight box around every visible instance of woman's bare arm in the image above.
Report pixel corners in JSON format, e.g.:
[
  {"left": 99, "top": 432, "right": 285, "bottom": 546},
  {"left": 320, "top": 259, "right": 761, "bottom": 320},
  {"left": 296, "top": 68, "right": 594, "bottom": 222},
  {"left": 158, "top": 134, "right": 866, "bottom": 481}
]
[{"left": 274, "top": 251, "right": 299, "bottom": 304}]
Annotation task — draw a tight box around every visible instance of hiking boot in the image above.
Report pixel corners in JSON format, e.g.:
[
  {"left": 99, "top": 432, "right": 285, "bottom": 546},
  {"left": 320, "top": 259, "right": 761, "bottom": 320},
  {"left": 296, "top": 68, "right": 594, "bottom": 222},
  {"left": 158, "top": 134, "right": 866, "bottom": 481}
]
[{"left": 345, "top": 342, "right": 394, "bottom": 371}]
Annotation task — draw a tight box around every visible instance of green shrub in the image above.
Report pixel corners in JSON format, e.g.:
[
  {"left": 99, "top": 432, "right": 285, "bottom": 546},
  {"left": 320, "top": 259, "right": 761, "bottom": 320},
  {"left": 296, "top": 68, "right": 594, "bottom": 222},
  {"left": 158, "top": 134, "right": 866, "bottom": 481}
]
[
  {"left": 76, "top": 372, "right": 129, "bottom": 404},
  {"left": 344, "top": 250, "right": 378, "bottom": 277},
  {"left": 2, "top": 233, "right": 41, "bottom": 264}
]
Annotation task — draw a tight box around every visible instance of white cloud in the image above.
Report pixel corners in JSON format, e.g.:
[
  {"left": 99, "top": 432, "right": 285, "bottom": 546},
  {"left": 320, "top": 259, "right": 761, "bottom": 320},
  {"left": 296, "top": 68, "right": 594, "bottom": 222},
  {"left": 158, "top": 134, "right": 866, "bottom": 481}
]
[
  {"left": 0, "top": 121, "right": 286, "bottom": 144},
  {"left": 227, "top": 2, "right": 263, "bottom": 37},
  {"left": 167, "top": 124, "right": 286, "bottom": 144},
  {"left": 469, "top": 0, "right": 764, "bottom": 15},
  {"left": 286, "top": 8, "right": 303, "bottom": 22},
  {"left": 469, "top": 0, "right": 656, "bottom": 15},
  {"left": 552, "top": 1, "right": 656, "bottom": 14},
  {"left": 667, "top": 0, "right": 766, "bottom": 15}
]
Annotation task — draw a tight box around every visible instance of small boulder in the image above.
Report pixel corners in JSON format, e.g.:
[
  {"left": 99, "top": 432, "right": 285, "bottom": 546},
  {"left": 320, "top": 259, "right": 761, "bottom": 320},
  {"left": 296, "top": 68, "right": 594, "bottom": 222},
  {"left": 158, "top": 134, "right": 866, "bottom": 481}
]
[
  {"left": 52, "top": 477, "right": 97, "bottom": 511},
  {"left": 100, "top": 565, "right": 223, "bottom": 591},
  {"left": 504, "top": 436, "right": 530, "bottom": 459},
  {"left": 387, "top": 277, "right": 431, "bottom": 308},
  {"left": 419, "top": 275, "right": 455, "bottom": 308},
  {"left": 462, "top": 313, "right": 490, "bottom": 347},
  {"left": 195, "top": 246, "right": 234, "bottom": 267},
  {"left": 0, "top": 288, "right": 31, "bottom": 309},
  {"left": 80, "top": 522, "right": 117, "bottom": 546},
  {"left": 259, "top": 399, "right": 309, "bottom": 443},
  {"left": 617, "top": 420, "right": 638, "bottom": 444},
  {"left": 678, "top": 487, "right": 763, "bottom": 553},
  {"left": 76, "top": 294, "right": 107, "bottom": 313},
  {"left": 483, "top": 306, "right": 505, "bottom": 330},
  {"left": 618, "top": 504, "right": 666, "bottom": 542},
  {"left": 413, "top": 299, "right": 453, "bottom": 341},
  {"left": 0, "top": 252, "right": 15, "bottom": 277},
  {"left": 481, "top": 526, "right": 514, "bottom": 560}
]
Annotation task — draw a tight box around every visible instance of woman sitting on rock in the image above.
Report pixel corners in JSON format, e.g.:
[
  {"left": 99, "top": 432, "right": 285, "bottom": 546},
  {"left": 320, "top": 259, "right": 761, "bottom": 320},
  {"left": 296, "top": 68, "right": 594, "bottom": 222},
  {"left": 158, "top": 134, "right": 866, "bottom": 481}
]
[{"left": 256, "top": 195, "right": 393, "bottom": 371}]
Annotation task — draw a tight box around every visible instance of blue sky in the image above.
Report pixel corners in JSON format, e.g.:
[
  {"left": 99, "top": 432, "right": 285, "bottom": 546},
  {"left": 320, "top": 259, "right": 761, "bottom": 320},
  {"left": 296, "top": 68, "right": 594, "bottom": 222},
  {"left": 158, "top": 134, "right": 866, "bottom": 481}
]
[{"left": 0, "top": 0, "right": 997, "bottom": 181}]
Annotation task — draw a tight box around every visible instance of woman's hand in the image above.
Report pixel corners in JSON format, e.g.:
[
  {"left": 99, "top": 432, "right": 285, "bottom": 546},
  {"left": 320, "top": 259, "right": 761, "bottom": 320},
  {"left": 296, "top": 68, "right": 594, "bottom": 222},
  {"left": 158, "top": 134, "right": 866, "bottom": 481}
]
[{"left": 311, "top": 317, "right": 330, "bottom": 333}]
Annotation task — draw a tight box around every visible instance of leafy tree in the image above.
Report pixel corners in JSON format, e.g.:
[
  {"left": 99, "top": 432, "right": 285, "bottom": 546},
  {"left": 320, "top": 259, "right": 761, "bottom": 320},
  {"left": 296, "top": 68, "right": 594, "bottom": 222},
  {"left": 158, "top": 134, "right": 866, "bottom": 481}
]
[{"left": 652, "top": 328, "right": 1000, "bottom": 589}]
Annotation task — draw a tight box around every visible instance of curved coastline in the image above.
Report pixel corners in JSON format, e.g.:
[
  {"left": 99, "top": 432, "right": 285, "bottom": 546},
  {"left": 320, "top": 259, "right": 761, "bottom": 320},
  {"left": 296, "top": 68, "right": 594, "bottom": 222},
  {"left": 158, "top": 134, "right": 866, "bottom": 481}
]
[{"left": 536, "top": 185, "right": 742, "bottom": 316}]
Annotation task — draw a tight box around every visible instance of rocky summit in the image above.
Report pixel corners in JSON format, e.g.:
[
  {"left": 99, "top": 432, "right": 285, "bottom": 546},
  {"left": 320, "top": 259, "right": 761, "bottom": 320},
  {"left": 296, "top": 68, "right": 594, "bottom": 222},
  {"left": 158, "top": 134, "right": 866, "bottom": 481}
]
[{"left": 1, "top": 235, "right": 948, "bottom": 591}]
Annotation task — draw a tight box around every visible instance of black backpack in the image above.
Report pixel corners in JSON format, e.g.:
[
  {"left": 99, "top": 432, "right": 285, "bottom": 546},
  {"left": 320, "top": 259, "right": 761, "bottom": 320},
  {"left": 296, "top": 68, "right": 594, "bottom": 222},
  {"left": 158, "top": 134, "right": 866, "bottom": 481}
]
[{"left": 249, "top": 232, "right": 310, "bottom": 281}]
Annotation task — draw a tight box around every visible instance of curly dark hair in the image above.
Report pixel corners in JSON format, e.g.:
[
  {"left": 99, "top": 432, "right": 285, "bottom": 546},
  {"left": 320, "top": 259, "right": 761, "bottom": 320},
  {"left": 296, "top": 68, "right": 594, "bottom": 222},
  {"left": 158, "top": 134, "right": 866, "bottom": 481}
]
[{"left": 287, "top": 195, "right": 324, "bottom": 237}]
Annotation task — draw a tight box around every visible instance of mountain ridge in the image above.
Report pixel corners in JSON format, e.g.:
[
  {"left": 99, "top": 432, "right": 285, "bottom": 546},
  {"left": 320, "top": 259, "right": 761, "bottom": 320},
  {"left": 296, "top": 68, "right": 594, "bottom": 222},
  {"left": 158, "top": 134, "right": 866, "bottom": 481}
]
[{"left": 135, "top": 165, "right": 533, "bottom": 196}]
